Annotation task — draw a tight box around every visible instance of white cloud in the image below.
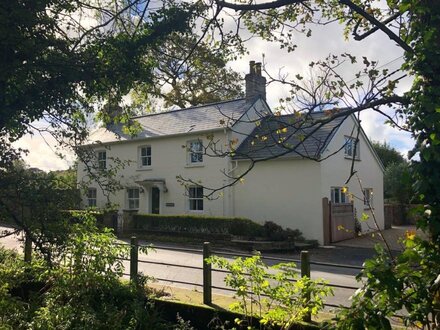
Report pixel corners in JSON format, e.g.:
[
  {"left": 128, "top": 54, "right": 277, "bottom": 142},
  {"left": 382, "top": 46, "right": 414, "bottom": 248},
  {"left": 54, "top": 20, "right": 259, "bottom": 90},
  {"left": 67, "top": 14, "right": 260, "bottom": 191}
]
[{"left": 13, "top": 132, "right": 75, "bottom": 172}]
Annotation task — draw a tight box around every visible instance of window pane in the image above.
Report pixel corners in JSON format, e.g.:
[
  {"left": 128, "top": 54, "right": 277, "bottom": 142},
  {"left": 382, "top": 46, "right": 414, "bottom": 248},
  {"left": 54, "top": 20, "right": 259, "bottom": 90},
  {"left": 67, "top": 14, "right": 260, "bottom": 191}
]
[
  {"left": 334, "top": 188, "right": 340, "bottom": 203},
  {"left": 345, "top": 139, "right": 352, "bottom": 156},
  {"left": 189, "top": 141, "right": 203, "bottom": 163}
]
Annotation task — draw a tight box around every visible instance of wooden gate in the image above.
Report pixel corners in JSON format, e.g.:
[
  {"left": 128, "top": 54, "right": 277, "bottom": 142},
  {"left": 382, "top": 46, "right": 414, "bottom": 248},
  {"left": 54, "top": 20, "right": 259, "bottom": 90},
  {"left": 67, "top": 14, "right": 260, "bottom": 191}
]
[{"left": 323, "top": 197, "right": 355, "bottom": 244}]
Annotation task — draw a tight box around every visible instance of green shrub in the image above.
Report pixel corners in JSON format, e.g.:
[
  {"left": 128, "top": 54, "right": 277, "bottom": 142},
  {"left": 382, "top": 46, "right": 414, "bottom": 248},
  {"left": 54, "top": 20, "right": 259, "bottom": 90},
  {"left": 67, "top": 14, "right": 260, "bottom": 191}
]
[
  {"left": 262, "top": 221, "right": 305, "bottom": 242},
  {"left": 132, "top": 214, "right": 264, "bottom": 238},
  {"left": 0, "top": 212, "right": 169, "bottom": 330},
  {"left": 208, "top": 253, "right": 333, "bottom": 329}
]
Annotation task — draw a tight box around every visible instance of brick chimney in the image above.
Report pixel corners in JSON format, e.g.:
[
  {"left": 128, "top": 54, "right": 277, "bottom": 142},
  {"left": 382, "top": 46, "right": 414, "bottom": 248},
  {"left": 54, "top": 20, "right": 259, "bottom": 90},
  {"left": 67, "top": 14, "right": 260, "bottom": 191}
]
[{"left": 245, "top": 61, "right": 266, "bottom": 102}]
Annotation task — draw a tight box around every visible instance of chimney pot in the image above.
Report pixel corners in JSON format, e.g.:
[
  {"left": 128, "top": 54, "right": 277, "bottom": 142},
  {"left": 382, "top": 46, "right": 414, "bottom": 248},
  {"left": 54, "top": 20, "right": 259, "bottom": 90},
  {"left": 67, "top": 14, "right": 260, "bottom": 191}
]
[
  {"left": 249, "top": 60, "right": 256, "bottom": 74},
  {"left": 255, "top": 62, "right": 262, "bottom": 76},
  {"left": 245, "top": 60, "right": 266, "bottom": 102}
]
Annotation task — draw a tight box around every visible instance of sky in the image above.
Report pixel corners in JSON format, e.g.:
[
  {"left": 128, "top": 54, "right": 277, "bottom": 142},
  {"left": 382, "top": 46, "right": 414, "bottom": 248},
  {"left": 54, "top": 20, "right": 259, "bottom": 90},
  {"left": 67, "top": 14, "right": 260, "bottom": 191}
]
[{"left": 13, "top": 11, "right": 413, "bottom": 171}]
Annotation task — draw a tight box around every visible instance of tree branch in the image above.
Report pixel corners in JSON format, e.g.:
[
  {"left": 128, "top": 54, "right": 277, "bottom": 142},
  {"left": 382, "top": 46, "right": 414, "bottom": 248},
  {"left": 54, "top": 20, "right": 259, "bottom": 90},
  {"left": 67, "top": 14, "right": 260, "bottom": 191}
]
[
  {"left": 216, "top": 0, "right": 304, "bottom": 11},
  {"left": 339, "top": 0, "right": 412, "bottom": 53}
]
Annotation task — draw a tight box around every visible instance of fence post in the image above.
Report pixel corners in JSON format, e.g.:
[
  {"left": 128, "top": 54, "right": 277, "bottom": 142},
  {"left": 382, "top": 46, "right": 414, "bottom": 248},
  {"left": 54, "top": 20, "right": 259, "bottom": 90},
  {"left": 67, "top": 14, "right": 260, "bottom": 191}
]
[
  {"left": 301, "top": 250, "right": 311, "bottom": 322},
  {"left": 203, "top": 242, "right": 212, "bottom": 305},
  {"left": 130, "top": 236, "right": 138, "bottom": 284},
  {"left": 24, "top": 233, "right": 32, "bottom": 263}
]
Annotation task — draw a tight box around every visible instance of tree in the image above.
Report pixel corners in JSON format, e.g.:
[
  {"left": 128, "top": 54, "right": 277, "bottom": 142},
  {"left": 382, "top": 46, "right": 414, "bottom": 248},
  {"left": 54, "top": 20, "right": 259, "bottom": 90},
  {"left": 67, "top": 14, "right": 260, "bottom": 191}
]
[
  {"left": 371, "top": 141, "right": 413, "bottom": 203},
  {"left": 0, "top": 162, "right": 80, "bottom": 263},
  {"left": 132, "top": 31, "right": 245, "bottom": 110},
  {"left": 197, "top": 0, "right": 439, "bottom": 236},
  {"left": 2, "top": 0, "right": 440, "bottom": 326},
  {"left": 384, "top": 161, "right": 413, "bottom": 204},
  {"left": 0, "top": 0, "right": 197, "bottom": 169},
  {"left": 188, "top": 1, "right": 439, "bottom": 327},
  {"left": 0, "top": 0, "right": 204, "bottom": 248},
  {"left": 371, "top": 141, "right": 405, "bottom": 169}
]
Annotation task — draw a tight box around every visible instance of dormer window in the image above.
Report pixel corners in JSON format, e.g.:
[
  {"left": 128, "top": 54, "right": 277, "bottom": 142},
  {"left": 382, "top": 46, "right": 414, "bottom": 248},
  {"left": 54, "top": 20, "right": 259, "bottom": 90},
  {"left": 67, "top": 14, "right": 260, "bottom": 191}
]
[
  {"left": 344, "top": 136, "right": 359, "bottom": 159},
  {"left": 188, "top": 140, "right": 203, "bottom": 164}
]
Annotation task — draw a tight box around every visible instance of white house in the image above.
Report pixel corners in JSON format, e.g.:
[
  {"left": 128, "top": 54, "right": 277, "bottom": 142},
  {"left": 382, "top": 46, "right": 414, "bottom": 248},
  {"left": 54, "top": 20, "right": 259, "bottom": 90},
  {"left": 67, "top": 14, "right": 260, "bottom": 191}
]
[{"left": 77, "top": 61, "right": 384, "bottom": 244}]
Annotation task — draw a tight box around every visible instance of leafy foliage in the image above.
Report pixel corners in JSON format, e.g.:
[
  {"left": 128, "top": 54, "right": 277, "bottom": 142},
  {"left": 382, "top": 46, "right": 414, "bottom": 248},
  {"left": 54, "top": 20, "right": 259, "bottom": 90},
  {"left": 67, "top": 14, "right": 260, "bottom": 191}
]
[
  {"left": 384, "top": 162, "right": 414, "bottom": 204},
  {"left": 132, "top": 31, "right": 244, "bottom": 110},
  {"left": 208, "top": 253, "right": 333, "bottom": 329},
  {"left": 371, "top": 141, "right": 406, "bottom": 169},
  {"left": 0, "top": 162, "right": 80, "bottom": 262},
  {"left": 333, "top": 236, "right": 440, "bottom": 329},
  {"left": 133, "top": 213, "right": 263, "bottom": 237},
  {"left": 132, "top": 214, "right": 305, "bottom": 241},
  {"left": 0, "top": 212, "right": 169, "bottom": 329},
  {"left": 0, "top": 0, "right": 197, "bottom": 169},
  {"left": 371, "top": 141, "right": 414, "bottom": 203}
]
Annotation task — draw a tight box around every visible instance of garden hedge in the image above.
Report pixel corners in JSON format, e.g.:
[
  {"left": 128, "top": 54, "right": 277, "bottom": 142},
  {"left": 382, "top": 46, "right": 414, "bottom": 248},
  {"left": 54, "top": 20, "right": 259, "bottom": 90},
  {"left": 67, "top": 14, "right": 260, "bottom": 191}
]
[{"left": 132, "top": 213, "right": 264, "bottom": 238}]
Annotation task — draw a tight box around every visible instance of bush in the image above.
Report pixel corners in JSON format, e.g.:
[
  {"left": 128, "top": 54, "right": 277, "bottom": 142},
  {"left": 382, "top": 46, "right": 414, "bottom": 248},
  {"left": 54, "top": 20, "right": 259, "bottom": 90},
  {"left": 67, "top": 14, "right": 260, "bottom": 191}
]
[
  {"left": 208, "top": 253, "right": 333, "bottom": 329},
  {"left": 132, "top": 214, "right": 264, "bottom": 238},
  {"left": 131, "top": 214, "right": 306, "bottom": 242},
  {"left": 0, "top": 213, "right": 169, "bottom": 329},
  {"left": 262, "top": 221, "right": 305, "bottom": 242}
]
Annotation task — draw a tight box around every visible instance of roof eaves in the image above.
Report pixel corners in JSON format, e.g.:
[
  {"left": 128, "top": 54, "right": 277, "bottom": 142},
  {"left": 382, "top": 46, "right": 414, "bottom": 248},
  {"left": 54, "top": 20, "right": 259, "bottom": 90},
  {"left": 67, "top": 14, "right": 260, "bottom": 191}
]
[
  {"left": 131, "top": 97, "right": 247, "bottom": 120},
  {"left": 81, "top": 126, "right": 229, "bottom": 148}
]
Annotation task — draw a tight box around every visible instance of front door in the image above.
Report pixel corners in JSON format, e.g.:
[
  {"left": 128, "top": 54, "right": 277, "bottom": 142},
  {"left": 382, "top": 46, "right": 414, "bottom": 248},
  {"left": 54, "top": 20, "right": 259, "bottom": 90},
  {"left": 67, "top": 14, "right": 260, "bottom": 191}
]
[{"left": 151, "top": 187, "right": 160, "bottom": 214}]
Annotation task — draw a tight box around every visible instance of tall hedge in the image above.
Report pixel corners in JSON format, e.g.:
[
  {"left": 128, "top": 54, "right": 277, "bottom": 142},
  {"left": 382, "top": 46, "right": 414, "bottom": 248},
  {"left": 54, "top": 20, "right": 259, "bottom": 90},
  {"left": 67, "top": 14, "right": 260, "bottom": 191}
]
[{"left": 132, "top": 214, "right": 264, "bottom": 237}]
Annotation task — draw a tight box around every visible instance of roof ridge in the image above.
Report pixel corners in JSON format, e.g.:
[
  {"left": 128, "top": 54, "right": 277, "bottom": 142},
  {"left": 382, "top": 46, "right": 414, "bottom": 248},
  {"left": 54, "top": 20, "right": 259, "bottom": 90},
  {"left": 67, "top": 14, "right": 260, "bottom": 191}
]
[{"left": 131, "top": 98, "right": 247, "bottom": 119}]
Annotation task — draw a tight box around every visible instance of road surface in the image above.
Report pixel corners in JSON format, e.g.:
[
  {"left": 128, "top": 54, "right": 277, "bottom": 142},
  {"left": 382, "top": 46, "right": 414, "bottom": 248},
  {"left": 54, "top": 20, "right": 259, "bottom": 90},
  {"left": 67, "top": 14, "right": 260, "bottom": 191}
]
[{"left": 0, "top": 227, "right": 361, "bottom": 308}]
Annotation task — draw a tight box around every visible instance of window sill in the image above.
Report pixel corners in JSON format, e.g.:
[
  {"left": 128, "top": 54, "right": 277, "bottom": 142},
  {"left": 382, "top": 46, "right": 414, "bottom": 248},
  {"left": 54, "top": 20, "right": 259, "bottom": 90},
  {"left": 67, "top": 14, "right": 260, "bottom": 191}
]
[
  {"left": 136, "top": 167, "right": 152, "bottom": 171},
  {"left": 188, "top": 210, "right": 204, "bottom": 213},
  {"left": 122, "top": 209, "right": 139, "bottom": 212},
  {"left": 344, "top": 156, "right": 361, "bottom": 161},
  {"left": 185, "top": 163, "right": 204, "bottom": 168}
]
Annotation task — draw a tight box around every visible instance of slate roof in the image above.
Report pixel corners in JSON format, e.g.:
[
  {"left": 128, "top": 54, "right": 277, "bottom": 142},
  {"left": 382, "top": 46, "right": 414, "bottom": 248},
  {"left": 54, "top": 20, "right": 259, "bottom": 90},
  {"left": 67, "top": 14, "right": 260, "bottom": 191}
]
[
  {"left": 233, "top": 112, "right": 345, "bottom": 160},
  {"left": 87, "top": 98, "right": 251, "bottom": 144}
]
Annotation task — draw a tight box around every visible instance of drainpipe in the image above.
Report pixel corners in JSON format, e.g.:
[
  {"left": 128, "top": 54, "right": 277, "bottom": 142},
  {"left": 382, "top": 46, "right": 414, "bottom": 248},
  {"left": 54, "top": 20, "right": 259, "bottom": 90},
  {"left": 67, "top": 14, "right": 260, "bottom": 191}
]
[{"left": 226, "top": 160, "right": 238, "bottom": 217}]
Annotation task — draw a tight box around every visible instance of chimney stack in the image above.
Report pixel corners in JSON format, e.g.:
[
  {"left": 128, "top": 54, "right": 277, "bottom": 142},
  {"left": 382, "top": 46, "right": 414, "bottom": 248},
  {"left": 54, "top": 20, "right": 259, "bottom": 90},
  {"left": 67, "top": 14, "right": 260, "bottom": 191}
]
[{"left": 245, "top": 61, "right": 266, "bottom": 102}]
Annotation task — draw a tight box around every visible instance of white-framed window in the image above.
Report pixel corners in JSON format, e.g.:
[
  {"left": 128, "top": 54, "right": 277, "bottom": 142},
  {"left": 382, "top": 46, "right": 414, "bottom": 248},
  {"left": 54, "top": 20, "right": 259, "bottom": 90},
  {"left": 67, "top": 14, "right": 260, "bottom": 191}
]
[
  {"left": 97, "top": 150, "right": 107, "bottom": 169},
  {"left": 127, "top": 188, "right": 140, "bottom": 210},
  {"left": 139, "top": 146, "right": 152, "bottom": 168},
  {"left": 188, "top": 140, "right": 203, "bottom": 164},
  {"left": 87, "top": 188, "right": 97, "bottom": 207},
  {"left": 188, "top": 186, "right": 203, "bottom": 211},
  {"left": 363, "top": 188, "right": 373, "bottom": 208},
  {"left": 331, "top": 187, "right": 349, "bottom": 204},
  {"left": 344, "top": 136, "right": 360, "bottom": 159}
]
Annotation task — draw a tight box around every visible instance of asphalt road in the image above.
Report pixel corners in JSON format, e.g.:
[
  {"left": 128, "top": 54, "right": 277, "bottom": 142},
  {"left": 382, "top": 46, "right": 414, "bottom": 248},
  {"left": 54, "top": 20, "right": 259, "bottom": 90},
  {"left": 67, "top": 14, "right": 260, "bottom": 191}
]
[{"left": 0, "top": 227, "right": 363, "bottom": 308}]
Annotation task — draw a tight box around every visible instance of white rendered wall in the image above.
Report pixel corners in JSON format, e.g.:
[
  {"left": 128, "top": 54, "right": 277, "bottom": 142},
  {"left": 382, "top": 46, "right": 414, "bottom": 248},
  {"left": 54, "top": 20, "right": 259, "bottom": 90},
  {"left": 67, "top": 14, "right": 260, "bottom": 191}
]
[
  {"left": 232, "top": 159, "right": 324, "bottom": 243},
  {"left": 77, "top": 131, "right": 231, "bottom": 216},
  {"left": 319, "top": 116, "right": 385, "bottom": 232}
]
